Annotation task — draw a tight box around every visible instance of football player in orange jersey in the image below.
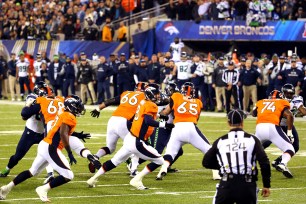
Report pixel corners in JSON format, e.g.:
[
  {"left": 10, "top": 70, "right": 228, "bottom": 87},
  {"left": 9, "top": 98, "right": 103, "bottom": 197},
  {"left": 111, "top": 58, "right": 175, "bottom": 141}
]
[
  {"left": 252, "top": 90, "right": 295, "bottom": 178},
  {"left": 87, "top": 84, "right": 174, "bottom": 190},
  {"left": 0, "top": 96, "right": 85, "bottom": 202},
  {"left": 88, "top": 82, "right": 148, "bottom": 171},
  {"left": 20, "top": 82, "right": 100, "bottom": 183},
  {"left": 156, "top": 82, "right": 220, "bottom": 180}
]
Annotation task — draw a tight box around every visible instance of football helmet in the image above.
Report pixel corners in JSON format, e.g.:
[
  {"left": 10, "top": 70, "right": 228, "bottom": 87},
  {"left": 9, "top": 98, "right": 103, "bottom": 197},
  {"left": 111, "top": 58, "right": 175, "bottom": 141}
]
[
  {"left": 135, "top": 82, "right": 148, "bottom": 92},
  {"left": 64, "top": 95, "right": 86, "bottom": 116},
  {"left": 165, "top": 82, "right": 179, "bottom": 96},
  {"left": 144, "top": 83, "right": 161, "bottom": 104},
  {"left": 281, "top": 83, "right": 295, "bottom": 101},
  {"left": 269, "top": 90, "right": 283, "bottom": 99},
  {"left": 33, "top": 81, "right": 54, "bottom": 97},
  {"left": 181, "top": 82, "right": 195, "bottom": 98}
]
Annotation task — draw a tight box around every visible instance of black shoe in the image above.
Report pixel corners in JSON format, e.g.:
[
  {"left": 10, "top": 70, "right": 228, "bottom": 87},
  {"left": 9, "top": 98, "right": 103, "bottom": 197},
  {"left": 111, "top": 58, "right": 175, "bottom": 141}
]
[
  {"left": 167, "top": 167, "right": 178, "bottom": 173},
  {"left": 217, "top": 110, "right": 223, "bottom": 113}
]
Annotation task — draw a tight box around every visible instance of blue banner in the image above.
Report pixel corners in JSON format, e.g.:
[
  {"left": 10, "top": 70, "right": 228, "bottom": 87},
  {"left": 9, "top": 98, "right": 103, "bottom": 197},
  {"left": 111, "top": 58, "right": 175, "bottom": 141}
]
[
  {"left": 0, "top": 40, "right": 129, "bottom": 60},
  {"left": 155, "top": 20, "right": 306, "bottom": 52},
  {"left": 132, "top": 29, "right": 155, "bottom": 58}
]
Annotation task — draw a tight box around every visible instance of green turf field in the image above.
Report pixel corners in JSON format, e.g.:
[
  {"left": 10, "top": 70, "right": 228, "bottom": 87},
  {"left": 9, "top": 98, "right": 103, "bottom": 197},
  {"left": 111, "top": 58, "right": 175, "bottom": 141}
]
[{"left": 0, "top": 104, "right": 305, "bottom": 203}]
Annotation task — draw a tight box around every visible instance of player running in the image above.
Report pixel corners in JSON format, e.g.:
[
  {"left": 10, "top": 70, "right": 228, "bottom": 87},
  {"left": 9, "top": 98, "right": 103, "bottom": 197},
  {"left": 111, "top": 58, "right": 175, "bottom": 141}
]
[
  {"left": 0, "top": 96, "right": 84, "bottom": 202},
  {"left": 87, "top": 83, "right": 174, "bottom": 190},
  {"left": 252, "top": 90, "right": 295, "bottom": 178}
]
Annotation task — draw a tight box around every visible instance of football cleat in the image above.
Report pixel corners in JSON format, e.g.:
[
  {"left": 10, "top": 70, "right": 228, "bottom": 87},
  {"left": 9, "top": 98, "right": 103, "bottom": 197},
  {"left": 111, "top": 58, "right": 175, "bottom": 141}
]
[
  {"left": 36, "top": 186, "right": 50, "bottom": 202},
  {"left": 87, "top": 177, "right": 98, "bottom": 188},
  {"left": 0, "top": 185, "right": 11, "bottom": 200},
  {"left": 130, "top": 177, "right": 148, "bottom": 190},
  {"left": 156, "top": 165, "right": 168, "bottom": 180},
  {"left": 43, "top": 173, "right": 54, "bottom": 185},
  {"left": 0, "top": 169, "right": 10, "bottom": 177},
  {"left": 275, "top": 163, "right": 293, "bottom": 178},
  {"left": 167, "top": 167, "right": 178, "bottom": 173}
]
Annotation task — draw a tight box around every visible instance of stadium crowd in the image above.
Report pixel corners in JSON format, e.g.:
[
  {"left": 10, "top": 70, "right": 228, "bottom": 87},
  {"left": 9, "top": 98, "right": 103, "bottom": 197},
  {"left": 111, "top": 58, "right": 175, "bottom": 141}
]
[
  {"left": 1, "top": 0, "right": 306, "bottom": 41},
  {"left": 1, "top": 46, "right": 306, "bottom": 114}
]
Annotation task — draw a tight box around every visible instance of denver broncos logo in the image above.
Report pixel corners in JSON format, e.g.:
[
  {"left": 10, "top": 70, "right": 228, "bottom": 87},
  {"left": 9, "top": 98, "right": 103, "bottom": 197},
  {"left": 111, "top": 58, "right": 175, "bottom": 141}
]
[
  {"left": 303, "top": 23, "right": 306, "bottom": 38},
  {"left": 164, "top": 22, "right": 179, "bottom": 35}
]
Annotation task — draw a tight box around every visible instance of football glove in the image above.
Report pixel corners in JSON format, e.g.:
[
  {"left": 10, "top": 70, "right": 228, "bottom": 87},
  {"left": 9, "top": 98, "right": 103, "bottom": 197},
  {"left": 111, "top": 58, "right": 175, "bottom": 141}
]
[
  {"left": 165, "top": 123, "right": 175, "bottom": 130},
  {"left": 287, "top": 130, "right": 294, "bottom": 144},
  {"left": 68, "top": 152, "right": 77, "bottom": 165},
  {"left": 25, "top": 98, "right": 35, "bottom": 107},
  {"left": 90, "top": 108, "right": 100, "bottom": 118},
  {"left": 72, "top": 131, "right": 91, "bottom": 142},
  {"left": 159, "top": 120, "right": 166, "bottom": 128},
  {"left": 159, "top": 114, "right": 169, "bottom": 121}
]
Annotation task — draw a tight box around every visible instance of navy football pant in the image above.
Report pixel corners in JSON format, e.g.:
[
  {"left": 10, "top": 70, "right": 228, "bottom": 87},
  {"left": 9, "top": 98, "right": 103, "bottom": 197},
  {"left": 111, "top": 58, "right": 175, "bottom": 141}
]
[{"left": 7, "top": 127, "right": 44, "bottom": 169}]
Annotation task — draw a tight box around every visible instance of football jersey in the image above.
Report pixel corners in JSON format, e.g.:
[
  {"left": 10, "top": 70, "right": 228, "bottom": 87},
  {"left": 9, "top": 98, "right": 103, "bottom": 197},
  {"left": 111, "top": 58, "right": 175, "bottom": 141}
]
[
  {"left": 33, "top": 60, "right": 43, "bottom": 77},
  {"left": 43, "top": 111, "right": 77, "bottom": 150},
  {"left": 130, "top": 99, "right": 158, "bottom": 141},
  {"left": 25, "top": 94, "right": 44, "bottom": 133},
  {"left": 255, "top": 98, "right": 290, "bottom": 125},
  {"left": 112, "top": 91, "right": 145, "bottom": 120},
  {"left": 17, "top": 60, "right": 30, "bottom": 77},
  {"left": 280, "top": 95, "right": 304, "bottom": 126},
  {"left": 170, "top": 42, "right": 184, "bottom": 62},
  {"left": 171, "top": 92, "right": 203, "bottom": 124},
  {"left": 36, "top": 96, "right": 65, "bottom": 124},
  {"left": 175, "top": 61, "right": 191, "bottom": 80}
]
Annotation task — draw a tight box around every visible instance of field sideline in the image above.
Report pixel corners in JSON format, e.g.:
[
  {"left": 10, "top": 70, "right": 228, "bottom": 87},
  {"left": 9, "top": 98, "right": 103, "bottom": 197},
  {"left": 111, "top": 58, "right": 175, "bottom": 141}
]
[{"left": 0, "top": 103, "right": 305, "bottom": 204}]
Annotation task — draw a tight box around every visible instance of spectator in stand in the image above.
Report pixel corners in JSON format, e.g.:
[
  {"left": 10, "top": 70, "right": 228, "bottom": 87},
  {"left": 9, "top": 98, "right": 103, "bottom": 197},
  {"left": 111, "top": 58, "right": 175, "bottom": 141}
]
[
  {"left": 102, "top": 20, "right": 113, "bottom": 42},
  {"left": 176, "top": 0, "right": 190, "bottom": 20},
  {"left": 239, "top": 59, "right": 261, "bottom": 113},
  {"left": 83, "top": 18, "right": 99, "bottom": 40},
  {"left": 217, "top": 0, "right": 230, "bottom": 20},
  {"left": 292, "top": 7, "right": 306, "bottom": 20},
  {"left": 212, "top": 56, "right": 227, "bottom": 112},
  {"left": 282, "top": 0, "right": 294, "bottom": 19},
  {"left": 198, "top": 0, "right": 212, "bottom": 20},
  {"left": 134, "top": 23, "right": 143, "bottom": 34},
  {"left": 165, "top": 0, "right": 177, "bottom": 20},
  {"left": 37, "top": 22, "right": 48, "bottom": 40},
  {"left": 63, "top": 19, "right": 75, "bottom": 40},
  {"left": 17, "top": 18, "right": 28, "bottom": 40},
  {"left": 7, "top": 53, "right": 21, "bottom": 101},
  {"left": 117, "top": 21, "right": 127, "bottom": 42},
  {"left": 110, "top": 1, "right": 125, "bottom": 21},
  {"left": 96, "top": 1, "right": 110, "bottom": 27},
  {"left": 233, "top": 0, "right": 248, "bottom": 20}
]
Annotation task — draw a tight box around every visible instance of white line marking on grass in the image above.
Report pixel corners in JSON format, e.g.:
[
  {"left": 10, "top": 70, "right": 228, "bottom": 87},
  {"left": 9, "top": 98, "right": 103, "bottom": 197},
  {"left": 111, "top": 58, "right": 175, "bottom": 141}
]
[{"left": 0, "top": 130, "right": 23, "bottom": 134}]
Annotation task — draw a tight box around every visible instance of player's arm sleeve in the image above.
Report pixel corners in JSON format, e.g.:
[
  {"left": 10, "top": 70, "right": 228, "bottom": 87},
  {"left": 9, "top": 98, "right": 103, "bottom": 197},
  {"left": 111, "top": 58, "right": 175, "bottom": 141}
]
[
  {"left": 144, "top": 114, "right": 160, "bottom": 127},
  {"left": 253, "top": 135, "right": 271, "bottom": 188},
  {"left": 202, "top": 139, "right": 220, "bottom": 170},
  {"left": 21, "top": 103, "right": 41, "bottom": 120},
  {"left": 104, "top": 96, "right": 120, "bottom": 106}
]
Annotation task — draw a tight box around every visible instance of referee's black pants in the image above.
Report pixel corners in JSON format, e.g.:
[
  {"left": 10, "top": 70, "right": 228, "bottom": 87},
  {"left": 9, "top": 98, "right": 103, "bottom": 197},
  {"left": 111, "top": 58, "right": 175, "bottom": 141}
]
[
  {"left": 225, "top": 85, "right": 239, "bottom": 114},
  {"left": 214, "top": 176, "right": 258, "bottom": 204}
]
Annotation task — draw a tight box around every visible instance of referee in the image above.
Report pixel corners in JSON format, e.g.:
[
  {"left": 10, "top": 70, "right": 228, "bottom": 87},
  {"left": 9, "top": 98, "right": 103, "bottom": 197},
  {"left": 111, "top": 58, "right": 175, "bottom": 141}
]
[
  {"left": 222, "top": 61, "right": 240, "bottom": 114},
  {"left": 203, "top": 109, "right": 271, "bottom": 204}
]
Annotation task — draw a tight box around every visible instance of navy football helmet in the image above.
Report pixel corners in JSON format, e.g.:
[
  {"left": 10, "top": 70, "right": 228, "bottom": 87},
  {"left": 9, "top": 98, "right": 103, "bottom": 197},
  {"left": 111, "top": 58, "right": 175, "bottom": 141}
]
[
  {"left": 64, "top": 95, "right": 86, "bottom": 116},
  {"left": 33, "top": 81, "right": 54, "bottom": 97},
  {"left": 165, "top": 82, "right": 179, "bottom": 96},
  {"left": 144, "top": 83, "right": 161, "bottom": 104},
  {"left": 281, "top": 83, "right": 295, "bottom": 101}
]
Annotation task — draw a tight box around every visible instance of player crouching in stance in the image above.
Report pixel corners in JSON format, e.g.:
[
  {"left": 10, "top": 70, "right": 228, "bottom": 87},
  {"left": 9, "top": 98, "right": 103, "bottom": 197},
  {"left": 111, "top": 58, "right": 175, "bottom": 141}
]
[
  {"left": 156, "top": 82, "right": 220, "bottom": 180},
  {"left": 87, "top": 84, "right": 174, "bottom": 190},
  {"left": 0, "top": 96, "right": 85, "bottom": 202}
]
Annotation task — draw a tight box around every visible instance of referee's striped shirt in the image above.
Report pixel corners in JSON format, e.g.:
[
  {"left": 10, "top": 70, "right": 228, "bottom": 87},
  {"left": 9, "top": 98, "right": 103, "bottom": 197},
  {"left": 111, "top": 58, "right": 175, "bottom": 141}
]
[
  {"left": 203, "top": 128, "right": 271, "bottom": 188},
  {"left": 222, "top": 69, "right": 239, "bottom": 85}
]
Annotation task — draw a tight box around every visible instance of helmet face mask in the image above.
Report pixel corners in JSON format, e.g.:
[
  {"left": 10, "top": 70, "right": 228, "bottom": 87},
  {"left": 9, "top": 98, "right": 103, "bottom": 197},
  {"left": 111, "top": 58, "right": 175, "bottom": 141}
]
[
  {"left": 181, "top": 82, "right": 195, "bottom": 98},
  {"left": 281, "top": 83, "right": 295, "bottom": 101},
  {"left": 144, "top": 83, "right": 161, "bottom": 104},
  {"left": 269, "top": 90, "right": 283, "bottom": 99},
  {"left": 34, "top": 81, "right": 54, "bottom": 97},
  {"left": 64, "top": 95, "right": 86, "bottom": 117},
  {"left": 165, "top": 82, "right": 179, "bottom": 96}
]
